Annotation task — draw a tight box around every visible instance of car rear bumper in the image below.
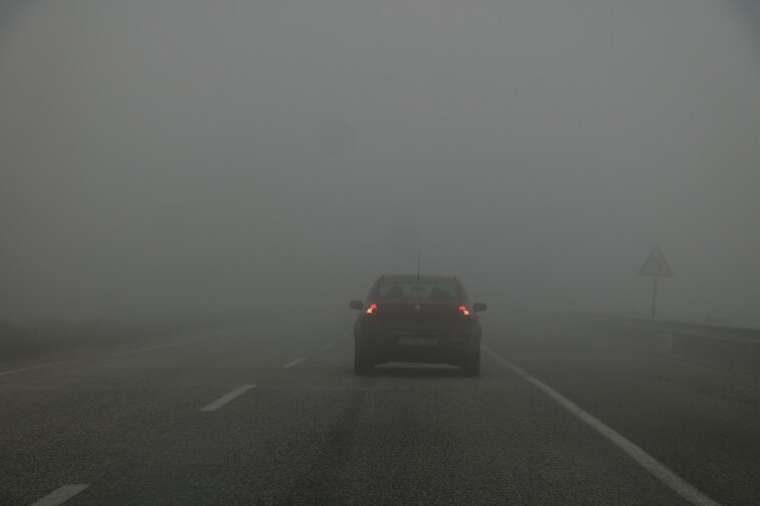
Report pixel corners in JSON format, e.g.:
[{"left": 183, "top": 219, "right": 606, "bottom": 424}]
[{"left": 358, "top": 330, "right": 479, "bottom": 365}]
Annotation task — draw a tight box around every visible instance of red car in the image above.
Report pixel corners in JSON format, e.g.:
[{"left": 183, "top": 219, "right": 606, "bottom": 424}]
[{"left": 349, "top": 275, "right": 486, "bottom": 376}]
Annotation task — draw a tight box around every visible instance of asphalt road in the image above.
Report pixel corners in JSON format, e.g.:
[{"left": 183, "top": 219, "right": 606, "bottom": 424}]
[{"left": 1, "top": 315, "right": 758, "bottom": 505}]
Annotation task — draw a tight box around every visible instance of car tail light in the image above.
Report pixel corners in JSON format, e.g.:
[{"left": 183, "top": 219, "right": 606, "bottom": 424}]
[
  {"left": 458, "top": 305, "right": 471, "bottom": 316},
  {"left": 365, "top": 303, "right": 378, "bottom": 315}
]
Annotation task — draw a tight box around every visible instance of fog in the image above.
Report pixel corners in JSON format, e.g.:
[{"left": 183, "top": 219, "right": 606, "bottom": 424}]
[{"left": 1, "top": 0, "right": 759, "bottom": 325}]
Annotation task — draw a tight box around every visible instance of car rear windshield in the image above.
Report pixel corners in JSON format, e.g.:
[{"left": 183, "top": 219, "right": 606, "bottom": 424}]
[{"left": 374, "top": 276, "right": 460, "bottom": 301}]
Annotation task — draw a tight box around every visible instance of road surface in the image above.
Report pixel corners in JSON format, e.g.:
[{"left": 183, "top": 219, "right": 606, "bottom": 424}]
[{"left": 1, "top": 315, "right": 758, "bottom": 505}]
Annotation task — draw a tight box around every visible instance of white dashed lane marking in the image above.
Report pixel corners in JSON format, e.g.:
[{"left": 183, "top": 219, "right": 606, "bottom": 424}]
[
  {"left": 200, "top": 384, "right": 256, "bottom": 412},
  {"left": 283, "top": 357, "right": 306, "bottom": 369},
  {"left": 29, "top": 484, "right": 89, "bottom": 506}
]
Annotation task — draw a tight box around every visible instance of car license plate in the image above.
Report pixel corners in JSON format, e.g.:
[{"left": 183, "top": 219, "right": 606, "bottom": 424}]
[{"left": 398, "top": 337, "right": 438, "bottom": 347}]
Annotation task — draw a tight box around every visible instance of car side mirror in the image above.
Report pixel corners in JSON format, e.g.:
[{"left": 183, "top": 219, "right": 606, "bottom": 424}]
[
  {"left": 473, "top": 302, "right": 487, "bottom": 313},
  {"left": 349, "top": 300, "right": 364, "bottom": 310}
]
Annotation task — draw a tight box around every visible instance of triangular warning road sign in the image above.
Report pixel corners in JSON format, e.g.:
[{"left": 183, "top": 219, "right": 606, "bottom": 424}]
[{"left": 639, "top": 246, "right": 673, "bottom": 277}]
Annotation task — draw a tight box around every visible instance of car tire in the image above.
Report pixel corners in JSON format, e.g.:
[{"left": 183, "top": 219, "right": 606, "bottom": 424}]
[
  {"left": 354, "top": 341, "right": 372, "bottom": 375},
  {"left": 463, "top": 346, "right": 481, "bottom": 377}
]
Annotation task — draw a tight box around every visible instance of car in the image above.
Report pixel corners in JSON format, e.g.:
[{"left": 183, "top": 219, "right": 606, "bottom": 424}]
[{"left": 349, "top": 274, "right": 486, "bottom": 376}]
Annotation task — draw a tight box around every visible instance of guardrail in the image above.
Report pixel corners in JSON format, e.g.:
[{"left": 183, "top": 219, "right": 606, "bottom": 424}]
[{"left": 581, "top": 314, "right": 760, "bottom": 409}]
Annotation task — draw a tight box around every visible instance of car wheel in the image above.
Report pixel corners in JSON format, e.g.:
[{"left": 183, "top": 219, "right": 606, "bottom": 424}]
[
  {"left": 463, "top": 346, "right": 481, "bottom": 377},
  {"left": 354, "top": 341, "right": 372, "bottom": 375}
]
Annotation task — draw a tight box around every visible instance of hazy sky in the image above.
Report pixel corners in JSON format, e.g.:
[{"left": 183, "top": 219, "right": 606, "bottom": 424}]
[{"left": 2, "top": 0, "right": 759, "bottom": 325}]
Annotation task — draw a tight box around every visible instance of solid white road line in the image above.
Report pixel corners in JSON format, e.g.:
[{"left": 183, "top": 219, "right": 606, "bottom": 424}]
[
  {"left": 200, "top": 384, "right": 256, "bottom": 412},
  {"left": 283, "top": 357, "right": 306, "bottom": 368},
  {"left": 0, "top": 342, "right": 187, "bottom": 379},
  {"left": 29, "top": 484, "right": 89, "bottom": 506},
  {"left": 482, "top": 345, "right": 721, "bottom": 506},
  {"left": 0, "top": 361, "right": 63, "bottom": 378}
]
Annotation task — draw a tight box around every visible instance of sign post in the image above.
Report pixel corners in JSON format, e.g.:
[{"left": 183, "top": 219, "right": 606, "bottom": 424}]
[{"left": 639, "top": 246, "right": 673, "bottom": 320}]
